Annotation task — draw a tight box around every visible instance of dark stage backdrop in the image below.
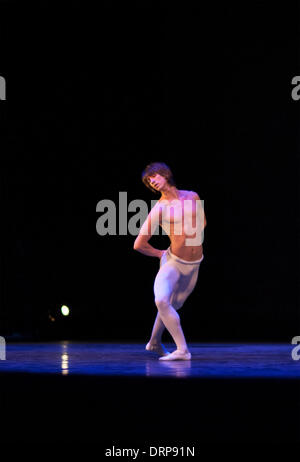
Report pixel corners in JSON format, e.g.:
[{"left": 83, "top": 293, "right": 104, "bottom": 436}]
[{"left": 1, "top": 3, "right": 299, "bottom": 342}]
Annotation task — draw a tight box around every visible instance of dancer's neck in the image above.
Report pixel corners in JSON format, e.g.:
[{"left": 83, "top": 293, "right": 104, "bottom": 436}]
[{"left": 159, "top": 186, "right": 181, "bottom": 202}]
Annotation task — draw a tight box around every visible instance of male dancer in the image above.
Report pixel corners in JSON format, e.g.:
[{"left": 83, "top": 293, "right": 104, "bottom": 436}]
[{"left": 133, "top": 162, "right": 207, "bottom": 360}]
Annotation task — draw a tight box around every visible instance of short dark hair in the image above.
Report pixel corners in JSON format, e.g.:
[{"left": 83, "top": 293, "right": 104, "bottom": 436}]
[{"left": 142, "top": 162, "right": 176, "bottom": 194}]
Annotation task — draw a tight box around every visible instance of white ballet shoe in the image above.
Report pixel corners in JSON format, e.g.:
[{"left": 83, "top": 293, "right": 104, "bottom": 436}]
[
  {"left": 145, "top": 342, "right": 170, "bottom": 356},
  {"left": 158, "top": 350, "right": 192, "bottom": 361}
]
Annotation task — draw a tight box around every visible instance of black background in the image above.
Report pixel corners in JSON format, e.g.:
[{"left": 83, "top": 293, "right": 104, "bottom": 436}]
[{"left": 1, "top": 2, "right": 299, "bottom": 344}]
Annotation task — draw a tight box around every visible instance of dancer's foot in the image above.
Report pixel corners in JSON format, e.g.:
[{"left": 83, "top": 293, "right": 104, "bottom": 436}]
[
  {"left": 158, "top": 349, "right": 191, "bottom": 361},
  {"left": 146, "top": 341, "right": 170, "bottom": 356}
]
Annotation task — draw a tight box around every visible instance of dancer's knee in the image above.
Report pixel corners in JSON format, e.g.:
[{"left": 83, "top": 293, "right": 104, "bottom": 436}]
[
  {"left": 155, "top": 296, "right": 170, "bottom": 314},
  {"left": 155, "top": 297, "right": 180, "bottom": 323}
]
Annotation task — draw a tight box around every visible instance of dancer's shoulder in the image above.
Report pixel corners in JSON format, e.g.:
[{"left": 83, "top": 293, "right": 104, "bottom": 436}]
[{"left": 181, "top": 190, "right": 199, "bottom": 200}]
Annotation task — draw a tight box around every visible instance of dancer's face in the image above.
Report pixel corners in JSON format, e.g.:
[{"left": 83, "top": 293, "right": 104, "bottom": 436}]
[{"left": 147, "top": 173, "right": 168, "bottom": 191}]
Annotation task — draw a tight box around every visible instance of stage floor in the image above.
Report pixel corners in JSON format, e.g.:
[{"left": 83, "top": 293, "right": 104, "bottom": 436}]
[
  {"left": 0, "top": 342, "right": 299, "bottom": 378},
  {"left": 1, "top": 342, "right": 299, "bottom": 444}
]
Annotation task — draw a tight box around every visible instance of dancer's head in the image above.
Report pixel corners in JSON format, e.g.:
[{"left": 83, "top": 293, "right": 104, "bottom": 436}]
[{"left": 142, "top": 162, "right": 176, "bottom": 194}]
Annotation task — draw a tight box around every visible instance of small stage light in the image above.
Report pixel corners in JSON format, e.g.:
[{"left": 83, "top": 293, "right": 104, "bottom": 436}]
[{"left": 61, "top": 305, "right": 70, "bottom": 316}]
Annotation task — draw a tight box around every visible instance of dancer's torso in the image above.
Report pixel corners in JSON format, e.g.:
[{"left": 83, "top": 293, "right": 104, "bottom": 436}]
[{"left": 157, "top": 190, "right": 204, "bottom": 262}]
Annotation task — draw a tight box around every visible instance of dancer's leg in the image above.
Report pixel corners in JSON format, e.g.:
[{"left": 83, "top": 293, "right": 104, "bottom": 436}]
[
  {"left": 158, "top": 265, "right": 202, "bottom": 360},
  {"left": 148, "top": 299, "right": 182, "bottom": 344},
  {"left": 153, "top": 263, "right": 189, "bottom": 353},
  {"left": 149, "top": 311, "right": 165, "bottom": 344},
  {"left": 146, "top": 312, "right": 170, "bottom": 355}
]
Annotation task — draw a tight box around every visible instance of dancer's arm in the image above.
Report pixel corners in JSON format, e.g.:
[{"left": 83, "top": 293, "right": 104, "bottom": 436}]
[{"left": 133, "top": 204, "right": 164, "bottom": 258}]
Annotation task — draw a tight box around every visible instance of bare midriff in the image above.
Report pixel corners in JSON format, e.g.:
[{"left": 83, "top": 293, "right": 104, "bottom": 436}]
[{"left": 169, "top": 235, "right": 203, "bottom": 262}]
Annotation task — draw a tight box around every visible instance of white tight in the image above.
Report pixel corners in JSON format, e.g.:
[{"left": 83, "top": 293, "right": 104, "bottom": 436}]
[{"left": 150, "top": 247, "right": 204, "bottom": 351}]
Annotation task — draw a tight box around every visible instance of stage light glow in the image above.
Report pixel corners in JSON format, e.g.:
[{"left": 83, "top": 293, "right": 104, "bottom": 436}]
[
  {"left": 61, "top": 305, "right": 70, "bottom": 316},
  {"left": 61, "top": 353, "right": 69, "bottom": 375}
]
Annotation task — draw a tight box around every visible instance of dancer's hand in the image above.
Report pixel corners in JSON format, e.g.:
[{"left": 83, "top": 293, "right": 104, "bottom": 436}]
[{"left": 159, "top": 249, "right": 167, "bottom": 259}]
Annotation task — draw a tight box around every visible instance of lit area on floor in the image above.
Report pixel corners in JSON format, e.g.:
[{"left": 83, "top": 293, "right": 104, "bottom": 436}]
[{"left": 0, "top": 342, "right": 299, "bottom": 378}]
